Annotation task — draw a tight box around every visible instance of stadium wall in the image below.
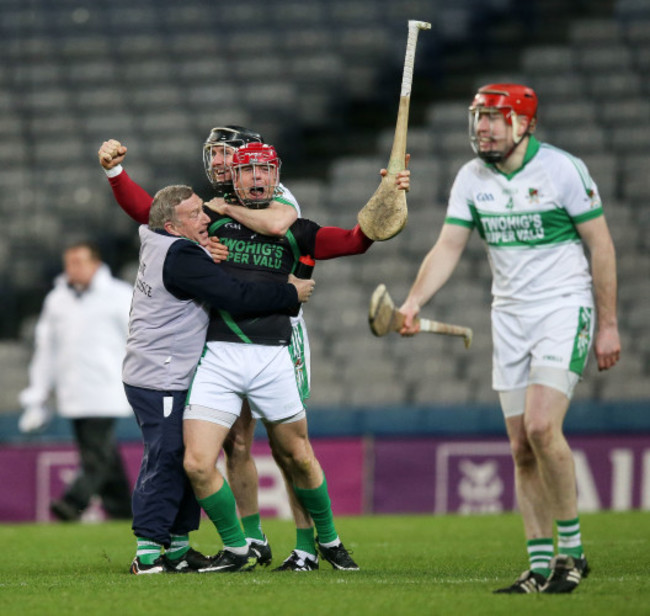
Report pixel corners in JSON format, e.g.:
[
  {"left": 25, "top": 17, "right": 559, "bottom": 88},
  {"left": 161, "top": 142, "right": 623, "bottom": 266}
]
[{"left": 0, "top": 401, "right": 648, "bottom": 522}]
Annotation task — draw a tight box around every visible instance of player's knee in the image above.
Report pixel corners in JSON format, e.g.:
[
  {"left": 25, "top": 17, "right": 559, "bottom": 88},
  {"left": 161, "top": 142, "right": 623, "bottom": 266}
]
[
  {"left": 509, "top": 436, "right": 536, "bottom": 468},
  {"left": 269, "top": 446, "right": 290, "bottom": 473},
  {"left": 524, "top": 415, "right": 555, "bottom": 451},
  {"left": 183, "top": 450, "right": 213, "bottom": 482},
  {"left": 224, "top": 435, "right": 251, "bottom": 462},
  {"left": 285, "top": 445, "right": 316, "bottom": 479}
]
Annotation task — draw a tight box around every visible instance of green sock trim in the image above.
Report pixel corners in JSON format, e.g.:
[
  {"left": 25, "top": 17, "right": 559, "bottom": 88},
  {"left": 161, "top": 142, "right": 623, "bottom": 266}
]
[
  {"left": 527, "top": 538, "right": 553, "bottom": 576},
  {"left": 198, "top": 482, "right": 247, "bottom": 548},
  {"left": 295, "top": 527, "right": 316, "bottom": 556},
  {"left": 136, "top": 537, "right": 163, "bottom": 565},
  {"left": 557, "top": 517, "right": 583, "bottom": 559},
  {"left": 166, "top": 534, "right": 190, "bottom": 559},
  {"left": 293, "top": 476, "right": 337, "bottom": 544},
  {"left": 241, "top": 513, "right": 265, "bottom": 542}
]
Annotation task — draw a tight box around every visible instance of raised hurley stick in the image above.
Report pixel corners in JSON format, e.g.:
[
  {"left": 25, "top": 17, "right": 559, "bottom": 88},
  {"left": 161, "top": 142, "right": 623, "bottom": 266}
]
[
  {"left": 368, "top": 284, "right": 473, "bottom": 349},
  {"left": 357, "top": 19, "right": 431, "bottom": 241}
]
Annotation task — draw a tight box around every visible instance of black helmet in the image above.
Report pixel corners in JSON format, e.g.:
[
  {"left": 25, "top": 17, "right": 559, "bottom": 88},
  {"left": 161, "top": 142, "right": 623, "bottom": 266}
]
[
  {"left": 205, "top": 125, "right": 264, "bottom": 148},
  {"left": 203, "top": 125, "right": 265, "bottom": 191}
]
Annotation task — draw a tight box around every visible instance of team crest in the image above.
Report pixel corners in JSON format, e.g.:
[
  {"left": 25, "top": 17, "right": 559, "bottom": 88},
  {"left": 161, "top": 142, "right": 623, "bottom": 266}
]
[
  {"left": 586, "top": 188, "right": 600, "bottom": 208},
  {"left": 527, "top": 188, "right": 540, "bottom": 204}
]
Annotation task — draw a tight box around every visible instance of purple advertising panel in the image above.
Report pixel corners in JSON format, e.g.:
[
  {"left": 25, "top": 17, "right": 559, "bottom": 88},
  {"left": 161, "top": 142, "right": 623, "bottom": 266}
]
[
  {"left": 372, "top": 435, "right": 650, "bottom": 514},
  {"left": 0, "top": 443, "right": 143, "bottom": 522},
  {"left": 0, "top": 438, "right": 365, "bottom": 522},
  {"left": 1, "top": 434, "right": 649, "bottom": 522},
  {"left": 371, "top": 438, "right": 516, "bottom": 514}
]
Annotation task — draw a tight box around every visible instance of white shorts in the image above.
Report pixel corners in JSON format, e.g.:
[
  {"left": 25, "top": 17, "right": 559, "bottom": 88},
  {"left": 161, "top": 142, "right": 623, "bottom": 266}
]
[
  {"left": 187, "top": 341, "right": 305, "bottom": 423},
  {"left": 492, "top": 303, "right": 594, "bottom": 393}
]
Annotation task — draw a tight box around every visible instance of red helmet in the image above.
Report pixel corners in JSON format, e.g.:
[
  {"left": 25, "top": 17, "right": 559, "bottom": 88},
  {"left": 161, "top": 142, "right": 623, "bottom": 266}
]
[
  {"left": 231, "top": 142, "right": 280, "bottom": 167},
  {"left": 230, "top": 143, "right": 281, "bottom": 209},
  {"left": 470, "top": 83, "right": 538, "bottom": 125},
  {"left": 469, "top": 83, "right": 538, "bottom": 163}
]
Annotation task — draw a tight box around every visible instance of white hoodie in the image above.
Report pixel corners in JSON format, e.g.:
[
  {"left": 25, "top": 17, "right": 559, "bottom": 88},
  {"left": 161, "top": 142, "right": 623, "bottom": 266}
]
[{"left": 19, "top": 264, "right": 133, "bottom": 418}]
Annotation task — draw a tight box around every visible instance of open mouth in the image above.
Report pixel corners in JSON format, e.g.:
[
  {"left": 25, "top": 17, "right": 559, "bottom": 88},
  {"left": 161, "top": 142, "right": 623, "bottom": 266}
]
[
  {"left": 197, "top": 228, "right": 209, "bottom": 244},
  {"left": 248, "top": 187, "right": 266, "bottom": 199}
]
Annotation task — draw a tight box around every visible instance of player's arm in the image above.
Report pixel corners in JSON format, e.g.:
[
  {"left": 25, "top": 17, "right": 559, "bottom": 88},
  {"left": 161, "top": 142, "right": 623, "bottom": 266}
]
[
  {"left": 98, "top": 139, "right": 153, "bottom": 224},
  {"left": 163, "top": 241, "right": 313, "bottom": 312},
  {"left": 399, "top": 222, "right": 471, "bottom": 334},
  {"left": 205, "top": 198, "right": 297, "bottom": 237},
  {"left": 576, "top": 215, "right": 621, "bottom": 371},
  {"left": 313, "top": 224, "right": 374, "bottom": 259}
]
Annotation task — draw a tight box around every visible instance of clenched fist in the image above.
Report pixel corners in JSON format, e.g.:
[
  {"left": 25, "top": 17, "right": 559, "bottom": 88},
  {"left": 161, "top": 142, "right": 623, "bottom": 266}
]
[{"left": 98, "top": 139, "right": 128, "bottom": 170}]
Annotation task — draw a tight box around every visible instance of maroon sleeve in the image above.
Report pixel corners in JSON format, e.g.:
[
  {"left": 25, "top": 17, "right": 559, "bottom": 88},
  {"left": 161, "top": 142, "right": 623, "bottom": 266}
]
[
  {"left": 108, "top": 169, "right": 153, "bottom": 224},
  {"left": 313, "top": 224, "right": 374, "bottom": 260}
]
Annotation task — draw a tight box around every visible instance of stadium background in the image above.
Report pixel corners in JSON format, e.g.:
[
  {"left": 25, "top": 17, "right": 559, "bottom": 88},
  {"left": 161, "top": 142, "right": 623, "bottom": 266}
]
[{"left": 0, "top": 0, "right": 648, "bottom": 521}]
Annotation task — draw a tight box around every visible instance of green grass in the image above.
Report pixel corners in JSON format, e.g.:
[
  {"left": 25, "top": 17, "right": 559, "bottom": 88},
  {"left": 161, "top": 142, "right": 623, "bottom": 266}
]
[{"left": 1, "top": 512, "right": 649, "bottom": 616}]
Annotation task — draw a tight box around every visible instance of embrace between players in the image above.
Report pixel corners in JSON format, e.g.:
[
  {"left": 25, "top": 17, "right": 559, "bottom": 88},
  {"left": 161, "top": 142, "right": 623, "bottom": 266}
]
[{"left": 98, "top": 125, "right": 410, "bottom": 575}]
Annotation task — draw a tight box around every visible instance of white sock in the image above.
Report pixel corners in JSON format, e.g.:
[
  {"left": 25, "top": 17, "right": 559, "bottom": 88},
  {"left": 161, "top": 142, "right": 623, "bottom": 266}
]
[{"left": 318, "top": 537, "right": 341, "bottom": 549}]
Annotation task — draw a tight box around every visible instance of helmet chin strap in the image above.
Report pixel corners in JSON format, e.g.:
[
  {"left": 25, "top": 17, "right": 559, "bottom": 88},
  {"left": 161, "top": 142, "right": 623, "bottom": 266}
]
[
  {"left": 232, "top": 177, "right": 274, "bottom": 209},
  {"left": 213, "top": 181, "right": 233, "bottom": 199},
  {"left": 243, "top": 200, "right": 270, "bottom": 210}
]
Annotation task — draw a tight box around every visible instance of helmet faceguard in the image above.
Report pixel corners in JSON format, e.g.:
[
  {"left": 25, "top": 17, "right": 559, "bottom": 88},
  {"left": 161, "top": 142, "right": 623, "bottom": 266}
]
[
  {"left": 202, "top": 125, "right": 264, "bottom": 192},
  {"left": 230, "top": 143, "right": 281, "bottom": 209},
  {"left": 469, "top": 84, "right": 538, "bottom": 163}
]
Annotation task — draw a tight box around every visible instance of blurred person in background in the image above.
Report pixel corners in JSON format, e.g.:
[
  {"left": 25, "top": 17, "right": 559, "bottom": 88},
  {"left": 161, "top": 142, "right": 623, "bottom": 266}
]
[
  {"left": 399, "top": 83, "right": 620, "bottom": 594},
  {"left": 18, "top": 240, "right": 134, "bottom": 522}
]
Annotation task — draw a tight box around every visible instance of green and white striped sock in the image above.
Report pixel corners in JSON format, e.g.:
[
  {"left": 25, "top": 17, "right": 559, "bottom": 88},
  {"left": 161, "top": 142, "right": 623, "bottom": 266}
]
[
  {"left": 136, "top": 537, "right": 163, "bottom": 565},
  {"left": 166, "top": 534, "right": 190, "bottom": 560},
  {"left": 557, "top": 517, "right": 584, "bottom": 559},
  {"left": 527, "top": 538, "right": 553, "bottom": 576}
]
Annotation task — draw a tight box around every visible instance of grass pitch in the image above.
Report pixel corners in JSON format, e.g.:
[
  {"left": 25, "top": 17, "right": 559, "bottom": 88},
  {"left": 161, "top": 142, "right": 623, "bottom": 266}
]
[{"left": 1, "top": 511, "right": 648, "bottom": 616}]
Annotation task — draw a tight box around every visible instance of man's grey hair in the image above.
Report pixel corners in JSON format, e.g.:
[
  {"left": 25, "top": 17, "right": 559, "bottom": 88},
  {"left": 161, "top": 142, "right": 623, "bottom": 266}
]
[{"left": 148, "top": 185, "right": 194, "bottom": 230}]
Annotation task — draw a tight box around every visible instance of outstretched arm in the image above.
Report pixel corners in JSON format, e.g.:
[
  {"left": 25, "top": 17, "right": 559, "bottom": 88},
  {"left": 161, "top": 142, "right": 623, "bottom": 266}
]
[
  {"left": 399, "top": 223, "right": 471, "bottom": 334},
  {"left": 98, "top": 139, "right": 153, "bottom": 224},
  {"left": 107, "top": 170, "right": 154, "bottom": 224},
  {"left": 313, "top": 224, "right": 373, "bottom": 259}
]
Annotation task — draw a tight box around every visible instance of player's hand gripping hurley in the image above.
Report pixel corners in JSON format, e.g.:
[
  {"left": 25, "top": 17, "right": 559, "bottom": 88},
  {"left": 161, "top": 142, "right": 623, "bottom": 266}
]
[
  {"left": 357, "top": 20, "right": 431, "bottom": 241},
  {"left": 368, "top": 284, "right": 473, "bottom": 349}
]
